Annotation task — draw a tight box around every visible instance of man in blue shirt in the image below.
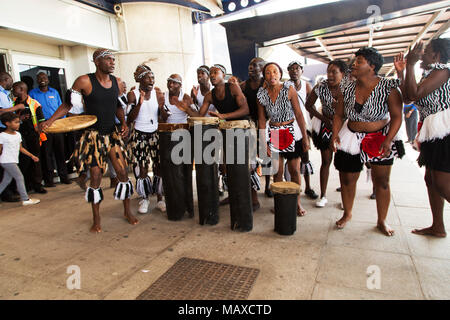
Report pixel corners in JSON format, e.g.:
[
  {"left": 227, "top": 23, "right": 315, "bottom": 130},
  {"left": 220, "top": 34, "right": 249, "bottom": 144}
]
[{"left": 29, "top": 72, "right": 71, "bottom": 186}]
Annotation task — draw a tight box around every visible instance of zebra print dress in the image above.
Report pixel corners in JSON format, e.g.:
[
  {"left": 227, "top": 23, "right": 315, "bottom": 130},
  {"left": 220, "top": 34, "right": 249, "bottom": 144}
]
[
  {"left": 311, "top": 80, "right": 335, "bottom": 150},
  {"left": 415, "top": 63, "right": 450, "bottom": 122},
  {"left": 257, "top": 82, "right": 302, "bottom": 154},
  {"left": 342, "top": 77, "right": 400, "bottom": 122},
  {"left": 414, "top": 63, "right": 450, "bottom": 172}
]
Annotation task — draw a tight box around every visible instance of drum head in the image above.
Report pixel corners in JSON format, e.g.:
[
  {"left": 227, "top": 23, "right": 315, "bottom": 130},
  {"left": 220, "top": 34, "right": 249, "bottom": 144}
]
[
  {"left": 219, "top": 120, "right": 250, "bottom": 130},
  {"left": 46, "top": 115, "right": 97, "bottom": 133},
  {"left": 158, "top": 123, "right": 189, "bottom": 132},
  {"left": 270, "top": 181, "right": 301, "bottom": 195},
  {"left": 188, "top": 117, "right": 220, "bottom": 126}
]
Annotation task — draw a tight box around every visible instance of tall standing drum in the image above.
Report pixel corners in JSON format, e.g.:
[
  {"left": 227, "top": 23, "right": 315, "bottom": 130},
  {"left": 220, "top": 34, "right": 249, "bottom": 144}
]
[
  {"left": 270, "top": 182, "right": 300, "bottom": 235},
  {"left": 220, "top": 120, "right": 253, "bottom": 231},
  {"left": 158, "top": 123, "right": 194, "bottom": 221},
  {"left": 188, "top": 117, "right": 220, "bottom": 225}
]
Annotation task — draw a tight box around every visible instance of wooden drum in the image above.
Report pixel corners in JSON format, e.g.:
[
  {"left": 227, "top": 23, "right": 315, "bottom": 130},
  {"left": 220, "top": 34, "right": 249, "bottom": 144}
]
[
  {"left": 188, "top": 117, "right": 220, "bottom": 225},
  {"left": 270, "top": 181, "right": 300, "bottom": 235},
  {"left": 219, "top": 120, "right": 253, "bottom": 232}
]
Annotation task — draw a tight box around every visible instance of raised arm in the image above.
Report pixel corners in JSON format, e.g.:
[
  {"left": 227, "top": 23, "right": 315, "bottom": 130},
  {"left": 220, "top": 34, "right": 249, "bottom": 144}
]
[{"left": 405, "top": 42, "right": 450, "bottom": 101}]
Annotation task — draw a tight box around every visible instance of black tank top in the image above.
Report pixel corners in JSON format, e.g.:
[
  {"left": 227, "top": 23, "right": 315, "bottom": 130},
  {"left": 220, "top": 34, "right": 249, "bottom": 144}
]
[
  {"left": 243, "top": 79, "right": 263, "bottom": 123},
  {"left": 212, "top": 83, "right": 247, "bottom": 120},
  {"left": 84, "top": 73, "right": 119, "bottom": 134}
]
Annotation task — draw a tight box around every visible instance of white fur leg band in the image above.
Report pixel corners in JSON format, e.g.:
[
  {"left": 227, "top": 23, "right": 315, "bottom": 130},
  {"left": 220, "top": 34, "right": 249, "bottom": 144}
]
[
  {"left": 136, "top": 177, "right": 152, "bottom": 198},
  {"left": 85, "top": 187, "right": 104, "bottom": 204},
  {"left": 114, "top": 180, "right": 134, "bottom": 200},
  {"left": 301, "top": 161, "right": 314, "bottom": 175},
  {"left": 152, "top": 176, "right": 164, "bottom": 195}
]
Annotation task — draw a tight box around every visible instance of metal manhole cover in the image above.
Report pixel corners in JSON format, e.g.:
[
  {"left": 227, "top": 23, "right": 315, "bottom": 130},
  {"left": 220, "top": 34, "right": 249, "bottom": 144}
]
[{"left": 136, "top": 257, "right": 260, "bottom": 300}]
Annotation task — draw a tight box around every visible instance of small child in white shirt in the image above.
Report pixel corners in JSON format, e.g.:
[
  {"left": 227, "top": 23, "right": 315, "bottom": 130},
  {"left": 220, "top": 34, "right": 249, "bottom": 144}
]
[{"left": 0, "top": 112, "right": 40, "bottom": 206}]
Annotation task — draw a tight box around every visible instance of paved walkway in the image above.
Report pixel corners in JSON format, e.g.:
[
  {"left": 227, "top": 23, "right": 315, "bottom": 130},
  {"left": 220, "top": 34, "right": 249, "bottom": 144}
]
[{"left": 0, "top": 143, "right": 449, "bottom": 300}]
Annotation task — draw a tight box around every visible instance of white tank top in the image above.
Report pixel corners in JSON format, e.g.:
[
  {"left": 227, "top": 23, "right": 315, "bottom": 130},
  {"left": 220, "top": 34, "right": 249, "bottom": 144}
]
[
  {"left": 133, "top": 88, "right": 159, "bottom": 133},
  {"left": 165, "top": 91, "right": 189, "bottom": 124},
  {"left": 295, "top": 80, "right": 312, "bottom": 132},
  {"left": 195, "top": 85, "right": 217, "bottom": 117}
]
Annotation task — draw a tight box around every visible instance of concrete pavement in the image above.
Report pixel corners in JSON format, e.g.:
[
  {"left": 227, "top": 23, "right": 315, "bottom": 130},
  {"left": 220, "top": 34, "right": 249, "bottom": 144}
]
[{"left": 0, "top": 143, "right": 449, "bottom": 300}]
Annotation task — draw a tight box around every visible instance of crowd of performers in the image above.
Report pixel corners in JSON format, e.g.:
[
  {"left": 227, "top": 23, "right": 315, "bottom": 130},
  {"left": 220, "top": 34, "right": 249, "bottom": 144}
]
[{"left": 29, "top": 39, "right": 449, "bottom": 237}]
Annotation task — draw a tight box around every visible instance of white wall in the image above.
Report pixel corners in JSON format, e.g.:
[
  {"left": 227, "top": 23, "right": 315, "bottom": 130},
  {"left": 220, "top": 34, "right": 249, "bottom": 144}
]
[{"left": 0, "top": 0, "right": 119, "bottom": 50}]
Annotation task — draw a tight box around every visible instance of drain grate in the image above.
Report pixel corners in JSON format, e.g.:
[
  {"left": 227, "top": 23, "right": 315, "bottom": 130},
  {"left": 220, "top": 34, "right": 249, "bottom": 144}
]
[{"left": 136, "top": 257, "right": 260, "bottom": 300}]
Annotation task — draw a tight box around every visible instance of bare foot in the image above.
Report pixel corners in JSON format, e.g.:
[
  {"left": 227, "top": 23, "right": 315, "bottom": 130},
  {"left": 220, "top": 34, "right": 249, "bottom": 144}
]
[
  {"left": 377, "top": 222, "right": 395, "bottom": 236},
  {"left": 125, "top": 213, "right": 139, "bottom": 225},
  {"left": 412, "top": 226, "right": 447, "bottom": 238},
  {"left": 336, "top": 213, "right": 352, "bottom": 229},
  {"left": 90, "top": 224, "right": 102, "bottom": 233},
  {"left": 297, "top": 205, "right": 307, "bottom": 216}
]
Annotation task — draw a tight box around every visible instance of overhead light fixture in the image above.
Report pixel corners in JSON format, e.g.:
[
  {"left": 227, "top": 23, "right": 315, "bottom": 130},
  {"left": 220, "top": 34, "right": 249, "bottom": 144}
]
[{"left": 241, "top": 0, "right": 249, "bottom": 7}]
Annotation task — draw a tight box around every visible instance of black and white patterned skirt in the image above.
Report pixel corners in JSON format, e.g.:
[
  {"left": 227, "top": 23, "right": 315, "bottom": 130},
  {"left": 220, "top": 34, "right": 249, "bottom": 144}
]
[{"left": 127, "top": 129, "right": 159, "bottom": 168}]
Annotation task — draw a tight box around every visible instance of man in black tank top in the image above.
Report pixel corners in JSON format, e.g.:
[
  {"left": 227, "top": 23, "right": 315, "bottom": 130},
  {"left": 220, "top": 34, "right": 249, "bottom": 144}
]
[
  {"left": 182, "top": 64, "right": 249, "bottom": 120},
  {"left": 41, "top": 48, "right": 138, "bottom": 233},
  {"left": 181, "top": 64, "right": 264, "bottom": 210}
]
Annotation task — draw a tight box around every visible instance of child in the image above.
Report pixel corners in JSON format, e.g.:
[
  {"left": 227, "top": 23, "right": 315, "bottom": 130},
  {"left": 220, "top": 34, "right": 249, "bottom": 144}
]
[{"left": 0, "top": 112, "right": 40, "bottom": 206}]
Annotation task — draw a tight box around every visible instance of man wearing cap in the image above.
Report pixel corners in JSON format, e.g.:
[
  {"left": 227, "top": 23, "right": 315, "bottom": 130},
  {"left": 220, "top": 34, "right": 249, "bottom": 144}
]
[
  {"left": 29, "top": 72, "right": 71, "bottom": 187},
  {"left": 40, "top": 48, "right": 138, "bottom": 233},
  {"left": 287, "top": 60, "right": 319, "bottom": 200}
]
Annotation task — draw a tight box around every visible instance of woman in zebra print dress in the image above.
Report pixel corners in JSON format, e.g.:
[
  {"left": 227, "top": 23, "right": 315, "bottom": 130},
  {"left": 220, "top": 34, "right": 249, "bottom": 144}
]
[
  {"left": 257, "top": 62, "right": 310, "bottom": 216},
  {"left": 306, "top": 59, "right": 348, "bottom": 208},
  {"left": 405, "top": 39, "right": 450, "bottom": 238},
  {"left": 331, "top": 47, "right": 404, "bottom": 236}
]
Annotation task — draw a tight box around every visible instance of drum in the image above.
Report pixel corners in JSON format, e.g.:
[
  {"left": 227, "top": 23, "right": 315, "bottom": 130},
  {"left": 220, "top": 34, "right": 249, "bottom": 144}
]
[
  {"left": 45, "top": 115, "right": 97, "bottom": 133},
  {"left": 158, "top": 123, "right": 194, "bottom": 221},
  {"left": 270, "top": 181, "right": 300, "bottom": 235},
  {"left": 188, "top": 117, "right": 220, "bottom": 225},
  {"left": 219, "top": 120, "right": 253, "bottom": 231}
]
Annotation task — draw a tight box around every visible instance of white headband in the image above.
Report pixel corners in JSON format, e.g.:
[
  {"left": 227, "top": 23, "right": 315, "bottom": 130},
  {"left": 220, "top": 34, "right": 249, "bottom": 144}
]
[
  {"left": 167, "top": 77, "right": 182, "bottom": 84},
  {"left": 211, "top": 64, "right": 226, "bottom": 74},
  {"left": 197, "top": 67, "right": 210, "bottom": 75},
  {"left": 137, "top": 70, "right": 154, "bottom": 80},
  {"left": 94, "top": 50, "right": 115, "bottom": 61}
]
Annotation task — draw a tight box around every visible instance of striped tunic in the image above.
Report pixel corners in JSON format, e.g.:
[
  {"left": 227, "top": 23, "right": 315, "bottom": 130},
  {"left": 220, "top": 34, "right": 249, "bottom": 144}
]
[
  {"left": 257, "top": 82, "right": 294, "bottom": 122},
  {"left": 342, "top": 77, "right": 400, "bottom": 122},
  {"left": 314, "top": 80, "right": 335, "bottom": 118},
  {"left": 415, "top": 63, "right": 450, "bottom": 122}
]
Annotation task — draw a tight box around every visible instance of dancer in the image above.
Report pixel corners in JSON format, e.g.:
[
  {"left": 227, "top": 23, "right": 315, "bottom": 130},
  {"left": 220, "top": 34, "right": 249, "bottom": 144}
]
[
  {"left": 331, "top": 47, "right": 404, "bottom": 236},
  {"left": 40, "top": 48, "right": 138, "bottom": 233},
  {"left": 191, "top": 66, "right": 217, "bottom": 115},
  {"left": 287, "top": 60, "right": 318, "bottom": 200},
  {"left": 404, "top": 39, "right": 449, "bottom": 238},
  {"left": 257, "top": 62, "right": 310, "bottom": 216},
  {"left": 164, "top": 74, "right": 194, "bottom": 124},
  {"left": 305, "top": 59, "right": 348, "bottom": 207},
  {"left": 127, "top": 67, "right": 167, "bottom": 214}
]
